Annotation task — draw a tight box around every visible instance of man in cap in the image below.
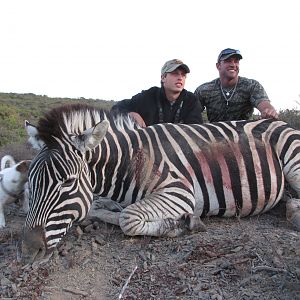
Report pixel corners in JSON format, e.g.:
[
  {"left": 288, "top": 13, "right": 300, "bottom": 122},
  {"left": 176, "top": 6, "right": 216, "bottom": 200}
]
[
  {"left": 194, "top": 48, "right": 278, "bottom": 122},
  {"left": 111, "top": 59, "right": 203, "bottom": 127}
]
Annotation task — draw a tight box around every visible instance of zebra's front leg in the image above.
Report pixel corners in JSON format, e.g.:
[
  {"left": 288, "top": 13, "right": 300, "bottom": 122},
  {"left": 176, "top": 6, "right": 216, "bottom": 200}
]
[
  {"left": 88, "top": 197, "right": 123, "bottom": 226},
  {"left": 119, "top": 193, "right": 205, "bottom": 237}
]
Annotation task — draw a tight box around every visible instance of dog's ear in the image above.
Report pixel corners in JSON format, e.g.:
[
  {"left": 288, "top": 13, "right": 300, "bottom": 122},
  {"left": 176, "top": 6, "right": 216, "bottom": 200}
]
[
  {"left": 16, "top": 160, "right": 31, "bottom": 173},
  {"left": 1, "top": 155, "right": 16, "bottom": 170}
]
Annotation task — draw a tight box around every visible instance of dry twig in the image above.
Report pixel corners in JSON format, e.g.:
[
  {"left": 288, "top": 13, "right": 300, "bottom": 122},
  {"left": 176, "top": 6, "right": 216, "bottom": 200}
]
[
  {"left": 252, "top": 266, "right": 289, "bottom": 274},
  {"left": 118, "top": 265, "right": 138, "bottom": 300},
  {"left": 62, "top": 287, "right": 89, "bottom": 297}
]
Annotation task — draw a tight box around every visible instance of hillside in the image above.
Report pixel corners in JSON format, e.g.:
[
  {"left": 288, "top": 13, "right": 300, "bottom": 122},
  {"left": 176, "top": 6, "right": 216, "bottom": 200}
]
[
  {"left": 1, "top": 92, "right": 300, "bottom": 158},
  {"left": 0, "top": 92, "right": 115, "bottom": 149}
]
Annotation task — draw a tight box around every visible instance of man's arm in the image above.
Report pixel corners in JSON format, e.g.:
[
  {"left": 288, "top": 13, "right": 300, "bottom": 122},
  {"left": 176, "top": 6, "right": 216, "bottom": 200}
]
[
  {"left": 128, "top": 112, "right": 146, "bottom": 128},
  {"left": 111, "top": 98, "right": 134, "bottom": 114},
  {"left": 111, "top": 92, "right": 147, "bottom": 127},
  {"left": 250, "top": 79, "right": 278, "bottom": 119},
  {"left": 257, "top": 100, "right": 278, "bottom": 119}
]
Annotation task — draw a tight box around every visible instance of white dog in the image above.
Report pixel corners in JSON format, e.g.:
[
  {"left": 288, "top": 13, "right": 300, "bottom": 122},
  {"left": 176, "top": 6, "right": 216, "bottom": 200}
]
[{"left": 0, "top": 155, "right": 31, "bottom": 228}]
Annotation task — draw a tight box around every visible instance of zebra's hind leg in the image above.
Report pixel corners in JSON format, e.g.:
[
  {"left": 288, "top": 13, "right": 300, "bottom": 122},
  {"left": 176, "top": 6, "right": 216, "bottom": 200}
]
[
  {"left": 165, "top": 213, "right": 207, "bottom": 237},
  {"left": 283, "top": 160, "right": 300, "bottom": 230},
  {"left": 286, "top": 198, "right": 300, "bottom": 231},
  {"left": 182, "top": 213, "right": 207, "bottom": 232},
  {"left": 119, "top": 199, "right": 205, "bottom": 237}
]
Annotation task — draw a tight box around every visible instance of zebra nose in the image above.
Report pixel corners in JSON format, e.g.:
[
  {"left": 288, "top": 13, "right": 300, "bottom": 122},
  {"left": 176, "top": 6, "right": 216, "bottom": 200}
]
[{"left": 20, "top": 226, "right": 47, "bottom": 264}]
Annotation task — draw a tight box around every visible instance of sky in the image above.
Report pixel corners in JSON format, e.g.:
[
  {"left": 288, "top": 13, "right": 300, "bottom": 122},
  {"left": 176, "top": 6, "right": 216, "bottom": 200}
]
[{"left": 0, "top": 0, "right": 300, "bottom": 111}]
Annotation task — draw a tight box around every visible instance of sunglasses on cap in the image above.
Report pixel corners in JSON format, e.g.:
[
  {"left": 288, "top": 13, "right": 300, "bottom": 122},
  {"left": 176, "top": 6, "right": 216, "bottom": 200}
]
[{"left": 217, "top": 49, "right": 242, "bottom": 62}]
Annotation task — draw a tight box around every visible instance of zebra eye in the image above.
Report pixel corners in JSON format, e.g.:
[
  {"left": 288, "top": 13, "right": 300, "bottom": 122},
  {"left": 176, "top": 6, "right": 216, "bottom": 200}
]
[{"left": 62, "top": 177, "right": 76, "bottom": 187}]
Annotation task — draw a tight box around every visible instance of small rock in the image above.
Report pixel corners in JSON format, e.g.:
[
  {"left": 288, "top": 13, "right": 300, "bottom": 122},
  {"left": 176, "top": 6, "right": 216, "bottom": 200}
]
[
  {"left": 1, "top": 277, "right": 12, "bottom": 286},
  {"left": 11, "top": 283, "right": 18, "bottom": 293},
  {"left": 76, "top": 225, "right": 84, "bottom": 236},
  {"left": 80, "top": 219, "right": 92, "bottom": 227},
  {"left": 93, "top": 221, "right": 100, "bottom": 229},
  {"left": 178, "top": 271, "right": 186, "bottom": 280},
  {"left": 175, "top": 284, "right": 189, "bottom": 295},
  {"left": 211, "top": 294, "right": 223, "bottom": 300},
  {"left": 231, "top": 246, "right": 243, "bottom": 253},
  {"left": 84, "top": 224, "right": 94, "bottom": 233},
  {"left": 91, "top": 240, "right": 98, "bottom": 251},
  {"left": 94, "top": 236, "right": 105, "bottom": 246}
]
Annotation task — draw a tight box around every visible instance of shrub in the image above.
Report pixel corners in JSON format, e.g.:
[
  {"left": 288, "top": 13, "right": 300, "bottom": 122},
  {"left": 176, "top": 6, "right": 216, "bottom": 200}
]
[{"left": 278, "top": 108, "right": 300, "bottom": 130}]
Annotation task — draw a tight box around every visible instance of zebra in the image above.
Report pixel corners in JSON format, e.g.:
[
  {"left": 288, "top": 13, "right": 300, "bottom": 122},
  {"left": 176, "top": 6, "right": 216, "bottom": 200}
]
[{"left": 20, "top": 103, "right": 300, "bottom": 264}]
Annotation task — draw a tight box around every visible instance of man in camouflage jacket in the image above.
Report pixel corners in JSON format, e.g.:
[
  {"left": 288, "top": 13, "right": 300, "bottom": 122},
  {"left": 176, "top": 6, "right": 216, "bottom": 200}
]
[{"left": 194, "top": 48, "right": 278, "bottom": 122}]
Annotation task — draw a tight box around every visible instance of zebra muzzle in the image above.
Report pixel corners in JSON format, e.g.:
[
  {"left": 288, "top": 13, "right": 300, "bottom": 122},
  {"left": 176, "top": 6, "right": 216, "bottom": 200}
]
[{"left": 19, "top": 226, "right": 49, "bottom": 264}]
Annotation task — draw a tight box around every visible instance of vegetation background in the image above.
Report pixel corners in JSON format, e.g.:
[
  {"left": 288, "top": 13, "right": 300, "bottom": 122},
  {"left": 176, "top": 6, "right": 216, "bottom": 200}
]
[
  {"left": 0, "top": 92, "right": 300, "bottom": 160},
  {"left": 0, "top": 93, "right": 115, "bottom": 159}
]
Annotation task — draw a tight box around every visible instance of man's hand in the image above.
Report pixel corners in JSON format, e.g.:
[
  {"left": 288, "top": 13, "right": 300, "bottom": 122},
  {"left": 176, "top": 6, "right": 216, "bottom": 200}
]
[
  {"left": 257, "top": 100, "right": 279, "bottom": 119},
  {"left": 129, "top": 112, "right": 146, "bottom": 128},
  {"left": 260, "top": 108, "right": 279, "bottom": 119}
]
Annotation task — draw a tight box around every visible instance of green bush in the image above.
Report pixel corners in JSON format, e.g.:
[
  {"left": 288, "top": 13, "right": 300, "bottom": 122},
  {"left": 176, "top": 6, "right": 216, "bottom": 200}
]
[{"left": 278, "top": 108, "right": 300, "bottom": 130}]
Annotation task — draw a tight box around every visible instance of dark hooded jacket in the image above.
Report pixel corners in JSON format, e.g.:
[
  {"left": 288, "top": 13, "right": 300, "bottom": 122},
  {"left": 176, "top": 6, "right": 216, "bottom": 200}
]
[{"left": 111, "top": 86, "right": 203, "bottom": 126}]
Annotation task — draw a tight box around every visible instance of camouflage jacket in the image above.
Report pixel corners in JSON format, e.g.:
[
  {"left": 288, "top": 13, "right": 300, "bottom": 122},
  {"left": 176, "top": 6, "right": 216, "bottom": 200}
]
[{"left": 194, "top": 76, "right": 269, "bottom": 122}]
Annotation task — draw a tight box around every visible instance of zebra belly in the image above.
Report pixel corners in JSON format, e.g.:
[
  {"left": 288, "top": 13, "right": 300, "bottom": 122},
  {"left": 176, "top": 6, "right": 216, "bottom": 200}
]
[{"left": 193, "top": 168, "right": 284, "bottom": 218}]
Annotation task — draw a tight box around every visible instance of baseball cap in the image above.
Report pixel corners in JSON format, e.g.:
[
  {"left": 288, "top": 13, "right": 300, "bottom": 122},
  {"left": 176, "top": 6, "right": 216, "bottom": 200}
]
[
  {"left": 161, "top": 59, "right": 190, "bottom": 75},
  {"left": 217, "top": 48, "right": 243, "bottom": 62}
]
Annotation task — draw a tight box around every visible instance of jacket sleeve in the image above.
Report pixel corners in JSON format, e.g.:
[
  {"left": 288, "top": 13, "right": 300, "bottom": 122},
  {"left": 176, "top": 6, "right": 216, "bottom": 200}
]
[
  {"left": 182, "top": 93, "right": 203, "bottom": 124},
  {"left": 111, "top": 92, "right": 144, "bottom": 114},
  {"left": 194, "top": 86, "right": 205, "bottom": 112}
]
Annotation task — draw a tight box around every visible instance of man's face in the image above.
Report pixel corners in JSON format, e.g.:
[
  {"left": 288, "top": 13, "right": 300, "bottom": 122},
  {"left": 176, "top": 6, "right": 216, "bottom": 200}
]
[
  {"left": 217, "top": 56, "right": 240, "bottom": 80},
  {"left": 161, "top": 68, "right": 187, "bottom": 93}
]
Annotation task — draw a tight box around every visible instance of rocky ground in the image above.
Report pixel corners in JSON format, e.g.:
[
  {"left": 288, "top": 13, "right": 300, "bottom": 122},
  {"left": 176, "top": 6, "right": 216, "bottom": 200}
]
[{"left": 0, "top": 200, "right": 299, "bottom": 300}]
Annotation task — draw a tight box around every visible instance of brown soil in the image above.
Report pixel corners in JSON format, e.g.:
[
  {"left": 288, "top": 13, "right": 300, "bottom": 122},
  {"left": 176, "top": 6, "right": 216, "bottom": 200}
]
[{"left": 1, "top": 201, "right": 299, "bottom": 300}]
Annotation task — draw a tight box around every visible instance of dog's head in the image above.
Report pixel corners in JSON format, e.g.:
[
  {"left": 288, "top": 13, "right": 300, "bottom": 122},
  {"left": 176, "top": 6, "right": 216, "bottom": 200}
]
[{"left": 0, "top": 159, "right": 31, "bottom": 197}]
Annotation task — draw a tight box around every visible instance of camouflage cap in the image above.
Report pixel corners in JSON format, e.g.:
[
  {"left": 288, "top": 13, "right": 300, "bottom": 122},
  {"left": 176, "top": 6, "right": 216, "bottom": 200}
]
[
  {"left": 161, "top": 59, "right": 190, "bottom": 75},
  {"left": 217, "top": 48, "right": 243, "bottom": 62}
]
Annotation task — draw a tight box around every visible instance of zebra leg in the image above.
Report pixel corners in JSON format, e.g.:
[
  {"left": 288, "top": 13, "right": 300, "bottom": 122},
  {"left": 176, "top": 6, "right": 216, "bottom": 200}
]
[
  {"left": 283, "top": 161, "right": 300, "bottom": 230},
  {"left": 286, "top": 198, "right": 300, "bottom": 231},
  {"left": 92, "top": 196, "right": 123, "bottom": 212},
  {"left": 88, "top": 208, "right": 120, "bottom": 226},
  {"left": 120, "top": 206, "right": 183, "bottom": 237},
  {"left": 87, "top": 196, "right": 123, "bottom": 225},
  {"left": 163, "top": 213, "right": 207, "bottom": 237},
  {"left": 182, "top": 213, "right": 207, "bottom": 232},
  {"left": 119, "top": 197, "right": 204, "bottom": 237}
]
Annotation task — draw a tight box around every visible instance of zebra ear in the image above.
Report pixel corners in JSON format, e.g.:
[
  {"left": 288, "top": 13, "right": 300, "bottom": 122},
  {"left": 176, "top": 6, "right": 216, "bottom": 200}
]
[
  {"left": 25, "top": 120, "right": 45, "bottom": 150},
  {"left": 71, "top": 120, "right": 109, "bottom": 152}
]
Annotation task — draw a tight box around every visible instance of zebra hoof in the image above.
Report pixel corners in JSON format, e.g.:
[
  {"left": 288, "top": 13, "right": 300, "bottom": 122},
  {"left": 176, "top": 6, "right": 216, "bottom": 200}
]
[
  {"left": 182, "top": 213, "right": 207, "bottom": 232},
  {"left": 286, "top": 198, "right": 300, "bottom": 231}
]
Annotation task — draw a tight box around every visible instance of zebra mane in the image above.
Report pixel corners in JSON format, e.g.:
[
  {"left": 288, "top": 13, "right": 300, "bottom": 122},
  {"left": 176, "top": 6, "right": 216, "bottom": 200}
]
[{"left": 36, "top": 103, "right": 138, "bottom": 146}]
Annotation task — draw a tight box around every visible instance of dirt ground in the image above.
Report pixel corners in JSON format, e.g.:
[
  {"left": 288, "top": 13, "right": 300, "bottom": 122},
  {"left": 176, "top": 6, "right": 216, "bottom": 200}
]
[{"left": 0, "top": 200, "right": 299, "bottom": 300}]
